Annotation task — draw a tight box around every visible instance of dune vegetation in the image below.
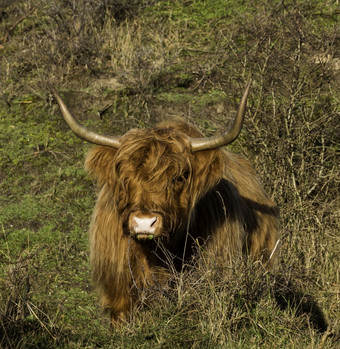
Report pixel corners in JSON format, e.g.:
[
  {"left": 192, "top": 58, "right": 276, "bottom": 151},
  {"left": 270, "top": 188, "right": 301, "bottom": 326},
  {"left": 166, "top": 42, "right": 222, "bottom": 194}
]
[{"left": 0, "top": 0, "right": 339, "bottom": 347}]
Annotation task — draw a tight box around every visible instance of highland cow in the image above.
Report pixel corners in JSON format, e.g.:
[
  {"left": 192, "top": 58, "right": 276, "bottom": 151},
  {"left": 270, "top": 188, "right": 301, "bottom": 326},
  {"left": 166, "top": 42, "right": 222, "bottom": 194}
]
[{"left": 51, "top": 80, "right": 279, "bottom": 324}]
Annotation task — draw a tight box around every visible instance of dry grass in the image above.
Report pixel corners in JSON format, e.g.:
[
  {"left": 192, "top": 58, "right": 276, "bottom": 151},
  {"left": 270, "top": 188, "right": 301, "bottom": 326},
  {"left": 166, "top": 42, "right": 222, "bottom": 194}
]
[{"left": 0, "top": 0, "right": 339, "bottom": 347}]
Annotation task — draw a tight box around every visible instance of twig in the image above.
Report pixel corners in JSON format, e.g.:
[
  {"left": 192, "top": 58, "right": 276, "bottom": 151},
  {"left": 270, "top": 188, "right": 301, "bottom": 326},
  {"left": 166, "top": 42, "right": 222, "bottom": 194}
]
[
  {"left": 2, "top": 7, "right": 36, "bottom": 43},
  {"left": 26, "top": 302, "right": 56, "bottom": 340},
  {"left": 305, "top": 135, "right": 325, "bottom": 198},
  {"left": 269, "top": 239, "right": 281, "bottom": 262},
  {"left": 127, "top": 236, "right": 142, "bottom": 291}
]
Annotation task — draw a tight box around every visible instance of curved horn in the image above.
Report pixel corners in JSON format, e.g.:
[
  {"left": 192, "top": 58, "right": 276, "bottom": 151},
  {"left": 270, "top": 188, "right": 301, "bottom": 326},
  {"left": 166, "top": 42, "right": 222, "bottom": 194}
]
[
  {"left": 50, "top": 86, "right": 121, "bottom": 149},
  {"left": 190, "top": 79, "right": 252, "bottom": 152}
]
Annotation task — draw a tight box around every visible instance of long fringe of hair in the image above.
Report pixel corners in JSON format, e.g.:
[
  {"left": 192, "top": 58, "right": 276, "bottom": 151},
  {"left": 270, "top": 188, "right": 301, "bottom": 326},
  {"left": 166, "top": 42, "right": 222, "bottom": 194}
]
[{"left": 84, "top": 119, "right": 279, "bottom": 321}]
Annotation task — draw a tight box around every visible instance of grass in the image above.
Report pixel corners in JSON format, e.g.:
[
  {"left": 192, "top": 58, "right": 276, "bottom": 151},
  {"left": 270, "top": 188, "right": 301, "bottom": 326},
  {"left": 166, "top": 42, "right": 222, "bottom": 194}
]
[{"left": 0, "top": 0, "right": 339, "bottom": 347}]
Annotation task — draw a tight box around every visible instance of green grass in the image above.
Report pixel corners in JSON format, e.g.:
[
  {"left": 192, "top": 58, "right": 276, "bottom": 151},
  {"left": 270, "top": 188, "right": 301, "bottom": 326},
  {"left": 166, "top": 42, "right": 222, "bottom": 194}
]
[{"left": 0, "top": 0, "right": 339, "bottom": 347}]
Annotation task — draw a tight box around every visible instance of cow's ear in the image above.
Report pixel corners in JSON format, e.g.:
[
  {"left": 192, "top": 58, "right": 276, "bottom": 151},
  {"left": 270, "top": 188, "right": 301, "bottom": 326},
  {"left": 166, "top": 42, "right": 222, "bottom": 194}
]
[
  {"left": 85, "top": 146, "right": 118, "bottom": 188},
  {"left": 192, "top": 149, "right": 225, "bottom": 194}
]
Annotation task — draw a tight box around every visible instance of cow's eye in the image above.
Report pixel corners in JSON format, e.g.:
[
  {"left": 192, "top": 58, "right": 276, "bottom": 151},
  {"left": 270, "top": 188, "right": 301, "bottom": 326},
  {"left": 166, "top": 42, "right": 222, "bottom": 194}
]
[
  {"left": 175, "top": 171, "right": 189, "bottom": 183},
  {"left": 176, "top": 175, "right": 184, "bottom": 183}
]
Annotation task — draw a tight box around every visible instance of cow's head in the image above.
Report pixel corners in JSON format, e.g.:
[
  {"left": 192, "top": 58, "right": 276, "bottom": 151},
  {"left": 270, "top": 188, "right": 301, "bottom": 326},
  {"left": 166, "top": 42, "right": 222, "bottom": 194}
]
[
  {"left": 51, "top": 80, "right": 251, "bottom": 242},
  {"left": 113, "top": 127, "right": 193, "bottom": 241}
]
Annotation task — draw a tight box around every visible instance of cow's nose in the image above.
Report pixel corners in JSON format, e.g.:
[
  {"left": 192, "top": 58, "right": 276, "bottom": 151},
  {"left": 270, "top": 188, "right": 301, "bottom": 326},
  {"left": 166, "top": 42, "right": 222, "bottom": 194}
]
[
  {"left": 129, "top": 213, "right": 163, "bottom": 240},
  {"left": 133, "top": 216, "right": 157, "bottom": 234}
]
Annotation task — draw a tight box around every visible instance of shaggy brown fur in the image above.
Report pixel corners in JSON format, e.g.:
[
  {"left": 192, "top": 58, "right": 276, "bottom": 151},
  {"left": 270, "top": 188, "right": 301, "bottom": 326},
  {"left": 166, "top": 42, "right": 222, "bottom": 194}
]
[{"left": 84, "top": 119, "right": 279, "bottom": 323}]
